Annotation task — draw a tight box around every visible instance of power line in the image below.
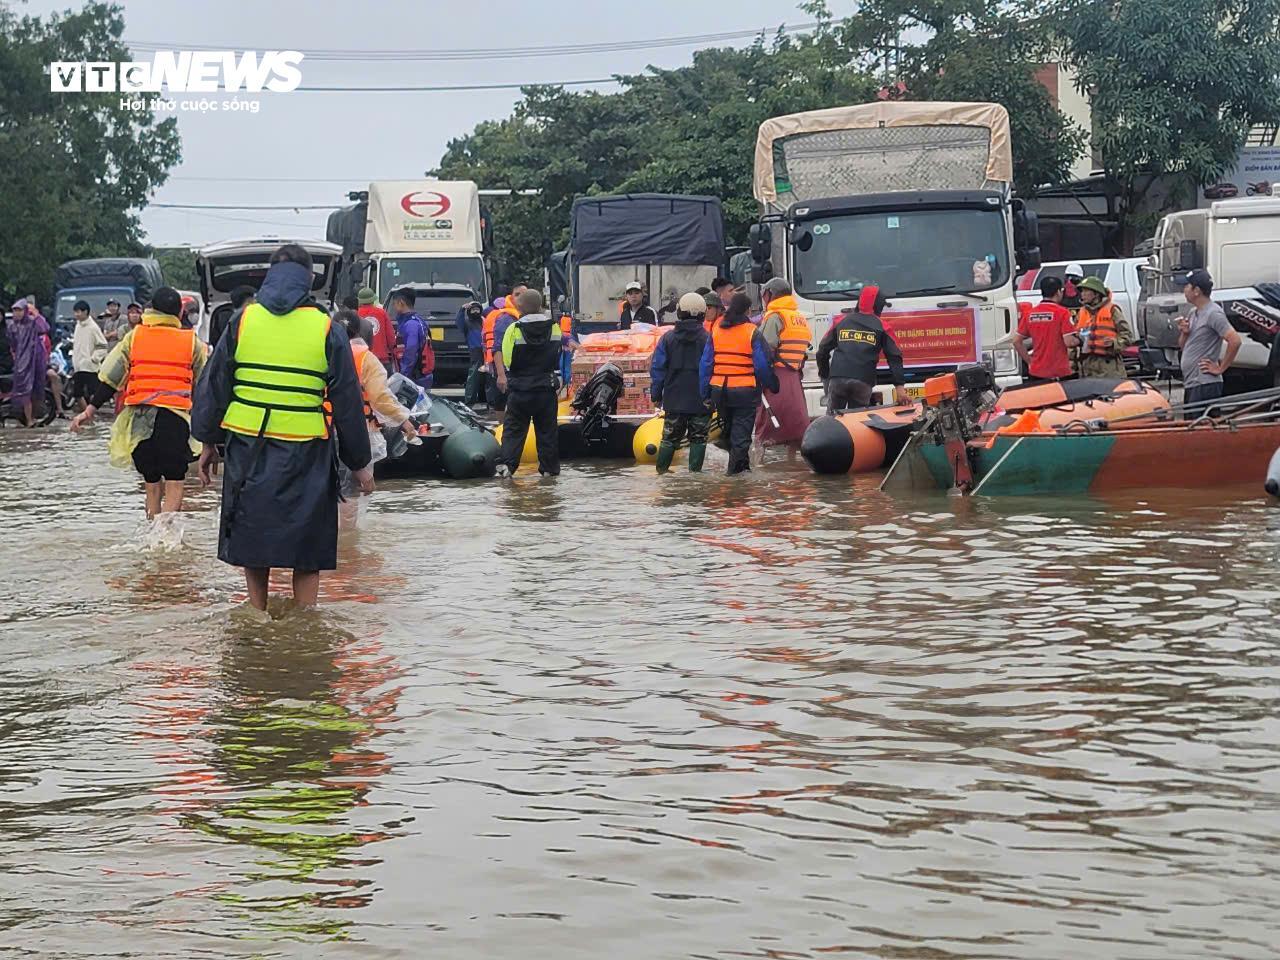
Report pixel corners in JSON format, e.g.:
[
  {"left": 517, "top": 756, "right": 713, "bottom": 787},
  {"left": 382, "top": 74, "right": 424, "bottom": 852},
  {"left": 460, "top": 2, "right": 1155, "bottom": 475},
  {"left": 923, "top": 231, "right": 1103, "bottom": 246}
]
[
  {"left": 296, "top": 78, "right": 617, "bottom": 93},
  {"left": 122, "top": 22, "right": 816, "bottom": 63},
  {"left": 151, "top": 202, "right": 340, "bottom": 210},
  {"left": 170, "top": 175, "right": 365, "bottom": 182}
]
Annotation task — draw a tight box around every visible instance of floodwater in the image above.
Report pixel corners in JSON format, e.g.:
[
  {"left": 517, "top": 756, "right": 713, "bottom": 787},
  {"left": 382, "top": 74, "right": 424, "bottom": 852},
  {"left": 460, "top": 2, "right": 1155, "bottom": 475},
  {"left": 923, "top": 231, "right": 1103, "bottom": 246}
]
[{"left": 3, "top": 424, "right": 1280, "bottom": 960}]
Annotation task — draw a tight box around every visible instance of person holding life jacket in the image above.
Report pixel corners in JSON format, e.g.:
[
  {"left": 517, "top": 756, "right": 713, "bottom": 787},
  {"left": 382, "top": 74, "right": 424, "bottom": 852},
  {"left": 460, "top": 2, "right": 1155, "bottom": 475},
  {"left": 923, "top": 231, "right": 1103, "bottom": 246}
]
[
  {"left": 495, "top": 288, "right": 567, "bottom": 477},
  {"left": 1065, "top": 275, "right": 1131, "bottom": 379},
  {"left": 815, "top": 285, "right": 910, "bottom": 414},
  {"left": 388, "top": 287, "right": 434, "bottom": 392},
  {"left": 190, "top": 244, "right": 372, "bottom": 612},
  {"left": 754, "top": 277, "right": 812, "bottom": 445},
  {"left": 699, "top": 292, "right": 779, "bottom": 475},
  {"left": 651, "top": 292, "right": 712, "bottom": 473},
  {"left": 70, "top": 287, "right": 208, "bottom": 518}
]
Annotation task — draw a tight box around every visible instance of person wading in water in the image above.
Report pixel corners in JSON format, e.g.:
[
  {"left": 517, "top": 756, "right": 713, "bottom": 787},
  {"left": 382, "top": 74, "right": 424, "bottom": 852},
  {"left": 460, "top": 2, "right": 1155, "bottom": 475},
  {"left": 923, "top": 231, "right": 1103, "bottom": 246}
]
[{"left": 191, "top": 244, "right": 373, "bottom": 611}]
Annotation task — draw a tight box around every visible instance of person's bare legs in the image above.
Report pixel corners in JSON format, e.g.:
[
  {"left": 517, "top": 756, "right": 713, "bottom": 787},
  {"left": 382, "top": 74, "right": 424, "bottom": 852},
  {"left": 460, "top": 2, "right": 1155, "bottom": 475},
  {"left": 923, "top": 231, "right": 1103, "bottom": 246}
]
[
  {"left": 244, "top": 568, "right": 270, "bottom": 611},
  {"left": 161, "top": 480, "right": 184, "bottom": 513},
  {"left": 47, "top": 371, "right": 64, "bottom": 415},
  {"left": 144, "top": 482, "right": 163, "bottom": 519},
  {"left": 292, "top": 570, "right": 320, "bottom": 608},
  {"left": 20, "top": 400, "right": 32, "bottom": 426}
]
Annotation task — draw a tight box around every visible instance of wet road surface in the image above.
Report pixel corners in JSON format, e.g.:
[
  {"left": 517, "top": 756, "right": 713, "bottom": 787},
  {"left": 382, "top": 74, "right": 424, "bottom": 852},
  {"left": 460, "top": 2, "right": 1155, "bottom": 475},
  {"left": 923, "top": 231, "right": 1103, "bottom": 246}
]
[{"left": 2, "top": 425, "right": 1279, "bottom": 958}]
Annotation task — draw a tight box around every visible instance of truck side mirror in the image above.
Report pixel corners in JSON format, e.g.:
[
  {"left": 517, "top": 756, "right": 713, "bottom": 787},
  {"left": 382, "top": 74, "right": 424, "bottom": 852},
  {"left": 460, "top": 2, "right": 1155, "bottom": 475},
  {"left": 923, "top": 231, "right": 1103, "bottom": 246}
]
[
  {"left": 1176, "top": 239, "right": 1202, "bottom": 272},
  {"left": 1016, "top": 246, "right": 1042, "bottom": 272},
  {"left": 749, "top": 223, "right": 772, "bottom": 263},
  {"left": 750, "top": 260, "right": 774, "bottom": 284}
]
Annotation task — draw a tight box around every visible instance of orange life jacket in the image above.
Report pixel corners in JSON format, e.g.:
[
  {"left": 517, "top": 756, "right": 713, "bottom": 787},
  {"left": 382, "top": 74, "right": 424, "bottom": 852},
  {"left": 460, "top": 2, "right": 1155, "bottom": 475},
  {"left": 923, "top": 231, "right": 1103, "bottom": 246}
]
[
  {"left": 559, "top": 314, "right": 573, "bottom": 336},
  {"left": 483, "top": 299, "right": 517, "bottom": 363},
  {"left": 711, "top": 319, "right": 757, "bottom": 390},
  {"left": 765, "top": 303, "right": 810, "bottom": 371},
  {"left": 123, "top": 325, "right": 195, "bottom": 410},
  {"left": 1077, "top": 298, "right": 1118, "bottom": 356},
  {"left": 351, "top": 343, "right": 376, "bottom": 424}
]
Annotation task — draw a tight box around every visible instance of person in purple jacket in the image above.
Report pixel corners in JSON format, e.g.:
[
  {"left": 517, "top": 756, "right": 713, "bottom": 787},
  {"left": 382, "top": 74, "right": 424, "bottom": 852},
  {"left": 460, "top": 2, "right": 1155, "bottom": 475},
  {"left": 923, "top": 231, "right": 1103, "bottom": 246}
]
[{"left": 391, "top": 287, "right": 432, "bottom": 391}]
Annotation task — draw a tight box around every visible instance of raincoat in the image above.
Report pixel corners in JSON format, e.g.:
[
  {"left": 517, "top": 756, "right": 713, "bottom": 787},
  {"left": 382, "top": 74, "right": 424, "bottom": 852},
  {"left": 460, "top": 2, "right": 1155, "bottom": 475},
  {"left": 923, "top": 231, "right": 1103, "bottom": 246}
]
[
  {"left": 191, "top": 260, "right": 371, "bottom": 572},
  {"left": 96, "top": 310, "right": 207, "bottom": 469},
  {"left": 5, "top": 302, "right": 42, "bottom": 405}
]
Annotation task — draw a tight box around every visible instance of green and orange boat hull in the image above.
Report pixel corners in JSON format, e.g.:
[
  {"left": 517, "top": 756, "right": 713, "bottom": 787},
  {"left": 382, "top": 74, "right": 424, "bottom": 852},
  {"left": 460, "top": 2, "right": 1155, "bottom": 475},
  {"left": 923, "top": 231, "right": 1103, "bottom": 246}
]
[{"left": 916, "top": 421, "right": 1280, "bottom": 496}]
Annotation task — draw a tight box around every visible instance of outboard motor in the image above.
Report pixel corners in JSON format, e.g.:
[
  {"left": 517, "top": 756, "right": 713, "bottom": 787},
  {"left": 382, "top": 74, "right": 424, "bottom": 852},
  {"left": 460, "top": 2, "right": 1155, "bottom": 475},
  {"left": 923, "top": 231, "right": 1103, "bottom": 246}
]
[
  {"left": 571, "top": 362, "right": 624, "bottom": 442},
  {"left": 1266, "top": 446, "right": 1280, "bottom": 498},
  {"left": 918, "top": 363, "right": 1000, "bottom": 493}
]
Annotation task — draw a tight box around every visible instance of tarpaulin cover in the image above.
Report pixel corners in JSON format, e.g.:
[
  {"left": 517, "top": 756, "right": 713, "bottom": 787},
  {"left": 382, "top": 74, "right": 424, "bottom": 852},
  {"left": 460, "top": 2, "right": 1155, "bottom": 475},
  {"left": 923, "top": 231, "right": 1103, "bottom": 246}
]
[
  {"left": 52, "top": 258, "right": 164, "bottom": 304},
  {"left": 547, "top": 249, "right": 569, "bottom": 309},
  {"left": 570, "top": 194, "right": 725, "bottom": 266}
]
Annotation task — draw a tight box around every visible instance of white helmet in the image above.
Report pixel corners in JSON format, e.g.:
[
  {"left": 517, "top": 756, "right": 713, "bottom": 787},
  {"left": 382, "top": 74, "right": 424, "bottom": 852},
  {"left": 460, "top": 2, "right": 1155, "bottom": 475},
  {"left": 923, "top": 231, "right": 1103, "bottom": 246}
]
[{"left": 1064, "top": 262, "right": 1084, "bottom": 279}]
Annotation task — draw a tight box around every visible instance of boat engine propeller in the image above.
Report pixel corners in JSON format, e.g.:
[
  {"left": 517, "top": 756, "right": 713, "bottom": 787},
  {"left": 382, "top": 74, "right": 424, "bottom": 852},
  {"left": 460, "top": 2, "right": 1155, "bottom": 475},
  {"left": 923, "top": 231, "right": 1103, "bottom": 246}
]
[
  {"left": 919, "top": 363, "right": 1000, "bottom": 493},
  {"left": 571, "top": 362, "right": 624, "bottom": 443}
]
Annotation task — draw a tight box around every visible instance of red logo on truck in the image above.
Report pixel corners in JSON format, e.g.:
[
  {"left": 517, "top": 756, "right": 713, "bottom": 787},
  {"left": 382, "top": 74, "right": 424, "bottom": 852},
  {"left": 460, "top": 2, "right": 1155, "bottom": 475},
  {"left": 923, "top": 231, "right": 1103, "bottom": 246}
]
[{"left": 400, "top": 191, "right": 451, "bottom": 218}]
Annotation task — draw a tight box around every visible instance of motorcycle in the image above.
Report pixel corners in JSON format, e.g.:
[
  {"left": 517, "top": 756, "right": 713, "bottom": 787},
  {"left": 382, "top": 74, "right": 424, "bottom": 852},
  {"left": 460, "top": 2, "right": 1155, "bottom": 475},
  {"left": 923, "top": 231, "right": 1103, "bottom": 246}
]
[{"left": 1247, "top": 180, "right": 1273, "bottom": 196}]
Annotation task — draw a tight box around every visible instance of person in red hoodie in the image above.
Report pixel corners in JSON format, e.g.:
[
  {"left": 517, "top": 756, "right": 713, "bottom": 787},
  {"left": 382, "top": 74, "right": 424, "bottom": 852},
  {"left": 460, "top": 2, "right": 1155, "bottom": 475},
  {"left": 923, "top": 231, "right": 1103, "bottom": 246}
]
[{"left": 356, "top": 287, "right": 397, "bottom": 373}]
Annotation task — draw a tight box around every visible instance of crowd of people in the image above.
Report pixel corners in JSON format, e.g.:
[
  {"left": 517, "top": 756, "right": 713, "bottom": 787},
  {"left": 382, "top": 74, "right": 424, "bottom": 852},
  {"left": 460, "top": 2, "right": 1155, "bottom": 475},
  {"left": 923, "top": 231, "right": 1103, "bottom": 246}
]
[{"left": 1013, "top": 262, "right": 1240, "bottom": 404}]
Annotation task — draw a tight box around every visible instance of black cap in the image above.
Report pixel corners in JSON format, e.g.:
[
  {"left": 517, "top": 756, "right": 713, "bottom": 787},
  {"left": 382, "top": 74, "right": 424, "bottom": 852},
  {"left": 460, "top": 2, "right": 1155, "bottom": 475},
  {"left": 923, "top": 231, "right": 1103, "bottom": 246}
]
[
  {"left": 151, "top": 286, "right": 182, "bottom": 317},
  {"left": 1175, "top": 268, "right": 1213, "bottom": 293}
]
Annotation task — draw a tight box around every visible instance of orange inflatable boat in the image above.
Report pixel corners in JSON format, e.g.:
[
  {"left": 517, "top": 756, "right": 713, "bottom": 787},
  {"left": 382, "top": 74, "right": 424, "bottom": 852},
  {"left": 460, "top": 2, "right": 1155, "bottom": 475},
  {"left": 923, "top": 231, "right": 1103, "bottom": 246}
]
[{"left": 802, "top": 378, "right": 1170, "bottom": 475}]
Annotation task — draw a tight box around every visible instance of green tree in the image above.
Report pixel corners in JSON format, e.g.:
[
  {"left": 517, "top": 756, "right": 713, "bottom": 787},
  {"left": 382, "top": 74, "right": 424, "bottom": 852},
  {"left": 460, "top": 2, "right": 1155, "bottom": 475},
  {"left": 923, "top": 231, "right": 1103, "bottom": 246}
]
[
  {"left": 0, "top": 2, "right": 180, "bottom": 299},
  {"left": 1058, "top": 0, "right": 1280, "bottom": 250},
  {"left": 150, "top": 247, "right": 198, "bottom": 291},
  {"left": 837, "top": 0, "right": 1086, "bottom": 196}
]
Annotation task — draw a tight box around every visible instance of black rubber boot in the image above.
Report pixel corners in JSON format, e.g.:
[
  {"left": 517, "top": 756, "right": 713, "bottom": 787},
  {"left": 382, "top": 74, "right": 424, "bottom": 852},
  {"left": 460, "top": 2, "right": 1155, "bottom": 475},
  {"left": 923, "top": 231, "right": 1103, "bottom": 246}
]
[
  {"left": 688, "top": 443, "right": 706, "bottom": 472},
  {"left": 656, "top": 441, "right": 676, "bottom": 474}
]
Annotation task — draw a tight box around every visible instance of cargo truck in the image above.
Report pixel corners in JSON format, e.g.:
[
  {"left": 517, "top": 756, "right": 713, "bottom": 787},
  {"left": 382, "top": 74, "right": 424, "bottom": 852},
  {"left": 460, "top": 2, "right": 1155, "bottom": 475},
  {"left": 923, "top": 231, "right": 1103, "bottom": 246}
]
[
  {"left": 52, "top": 257, "right": 164, "bottom": 336},
  {"left": 748, "top": 101, "right": 1042, "bottom": 410},
  {"left": 328, "top": 180, "right": 494, "bottom": 385}
]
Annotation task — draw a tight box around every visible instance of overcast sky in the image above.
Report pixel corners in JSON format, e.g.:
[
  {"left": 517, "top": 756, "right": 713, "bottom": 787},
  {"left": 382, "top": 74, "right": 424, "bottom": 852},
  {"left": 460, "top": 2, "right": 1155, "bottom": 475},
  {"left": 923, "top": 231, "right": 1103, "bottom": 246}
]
[{"left": 25, "top": 0, "right": 851, "bottom": 247}]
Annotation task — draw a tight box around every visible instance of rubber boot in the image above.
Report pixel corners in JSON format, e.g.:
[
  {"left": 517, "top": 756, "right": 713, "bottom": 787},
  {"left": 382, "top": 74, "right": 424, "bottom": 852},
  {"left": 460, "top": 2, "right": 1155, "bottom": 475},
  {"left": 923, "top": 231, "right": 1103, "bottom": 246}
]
[
  {"left": 655, "top": 441, "right": 676, "bottom": 474},
  {"left": 688, "top": 443, "right": 706, "bottom": 473}
]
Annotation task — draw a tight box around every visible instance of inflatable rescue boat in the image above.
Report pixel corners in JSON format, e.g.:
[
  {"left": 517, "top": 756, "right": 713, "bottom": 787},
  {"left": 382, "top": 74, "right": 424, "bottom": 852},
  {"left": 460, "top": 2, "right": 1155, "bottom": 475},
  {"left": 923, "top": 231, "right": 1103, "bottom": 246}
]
[{"left": 802, "top": 378, "right": 1171, "bottom": 475}]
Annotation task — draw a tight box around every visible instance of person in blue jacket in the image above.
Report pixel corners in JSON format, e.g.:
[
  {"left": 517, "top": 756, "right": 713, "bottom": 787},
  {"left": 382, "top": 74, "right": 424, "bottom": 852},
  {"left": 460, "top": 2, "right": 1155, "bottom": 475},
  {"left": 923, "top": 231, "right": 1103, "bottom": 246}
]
[
  {"left": 700, "top": 292, "right": 779, "bottom": 475},
  {"left": 650, "top": 292, "right": 712, "bottom": 474},
  {"left": 392, "top": 288, "right": 432, "bottom": 391},
  {"left": 455, "top": 299, "right": 486, "bottom": 407}
]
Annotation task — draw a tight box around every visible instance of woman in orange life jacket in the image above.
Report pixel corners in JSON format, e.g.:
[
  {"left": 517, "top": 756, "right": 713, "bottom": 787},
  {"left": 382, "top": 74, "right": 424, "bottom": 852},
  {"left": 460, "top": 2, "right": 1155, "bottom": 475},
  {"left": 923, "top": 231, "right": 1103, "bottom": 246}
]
[
  {"left": 700, "top": 292, "right": 779, "bottom": 475},
  {"left": 70, "top": 287, "right": 208, "bottom": 518},
  {"left": 754, "top": 277, "right": 812, "bottom": 445}
]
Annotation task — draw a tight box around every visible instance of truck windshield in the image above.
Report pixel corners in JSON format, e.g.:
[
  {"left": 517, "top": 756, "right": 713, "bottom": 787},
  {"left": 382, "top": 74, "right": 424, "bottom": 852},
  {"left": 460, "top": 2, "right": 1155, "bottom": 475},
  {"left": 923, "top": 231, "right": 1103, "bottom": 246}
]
[
  {"left": 792, "top": 208, "right": 1009, "bottom": 299},
  {"left": 379, "top": 257, "right": 485, "bottom": 296},
  {"left": 54, "top": 289, "right": 133, "bottom": 326}
]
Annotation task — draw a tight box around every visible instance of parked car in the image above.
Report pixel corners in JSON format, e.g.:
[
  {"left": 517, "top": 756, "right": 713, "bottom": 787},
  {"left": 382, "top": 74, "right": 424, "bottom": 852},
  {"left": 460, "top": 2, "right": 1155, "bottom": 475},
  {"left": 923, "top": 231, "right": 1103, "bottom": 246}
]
[
  {"left": 196, "top": 237, "right": 342, "bottom": 347},
  {"left": 1203, "top": 182, "right": 1240, "bottom": 200}
]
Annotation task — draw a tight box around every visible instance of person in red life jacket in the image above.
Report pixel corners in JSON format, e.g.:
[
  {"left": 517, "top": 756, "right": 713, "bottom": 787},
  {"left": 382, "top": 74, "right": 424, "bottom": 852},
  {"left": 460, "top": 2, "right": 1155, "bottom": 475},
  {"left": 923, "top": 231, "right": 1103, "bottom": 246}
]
[
  {"left": 356, "top": 287, "right": 397, "bottom": 373},
  {"left": 1013, "top": 275, "right": 1076, "bottom": 382},
  {"left": 700, "top": 292, "right": 779, "bottom": 475},
  {"left": 70, "top": 287, "right": 208, "bottom": 518},
  {"left": 702, "top": 291, "right": 724, "bottom": 334},
  {"left": 618, "top": 280, "right": 658, "bottom": 329},
  {"left": 816, "top": 285, "right": 910, "bottom": 414},
  {"left": 390, "top": 287, "right": 434, "bottom": 391},
  {"left": 754, "top": 277, "right": 812, "bottom": 445},
  {"left": 651, "top": 292, "right": 713, "bottom": 473}
]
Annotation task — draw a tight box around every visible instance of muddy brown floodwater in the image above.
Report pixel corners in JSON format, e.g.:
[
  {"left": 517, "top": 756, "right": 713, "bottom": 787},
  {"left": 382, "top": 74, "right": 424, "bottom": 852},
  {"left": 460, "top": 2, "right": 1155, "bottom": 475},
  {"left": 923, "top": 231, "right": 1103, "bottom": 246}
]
[{"left": 2, "top": 425, "right": 1280, "bottom": 959}]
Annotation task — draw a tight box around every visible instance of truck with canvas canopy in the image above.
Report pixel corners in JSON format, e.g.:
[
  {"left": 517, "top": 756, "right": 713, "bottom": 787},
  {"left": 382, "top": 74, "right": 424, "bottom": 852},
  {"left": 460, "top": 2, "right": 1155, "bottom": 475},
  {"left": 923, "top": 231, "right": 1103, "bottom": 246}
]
[{"left": 749, "top": 101, "right": 1041, "bottom": 407}]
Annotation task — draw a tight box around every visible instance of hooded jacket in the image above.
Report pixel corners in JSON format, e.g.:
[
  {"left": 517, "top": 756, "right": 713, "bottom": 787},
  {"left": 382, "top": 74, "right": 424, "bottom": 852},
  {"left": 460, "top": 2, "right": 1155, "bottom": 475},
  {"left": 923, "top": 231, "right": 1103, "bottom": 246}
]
[
  {"left": 816, "top": 285, "right": 905, "bottom": 386},
  {"left": 651, "top": 318, "right": 710, "bottom": 415}
]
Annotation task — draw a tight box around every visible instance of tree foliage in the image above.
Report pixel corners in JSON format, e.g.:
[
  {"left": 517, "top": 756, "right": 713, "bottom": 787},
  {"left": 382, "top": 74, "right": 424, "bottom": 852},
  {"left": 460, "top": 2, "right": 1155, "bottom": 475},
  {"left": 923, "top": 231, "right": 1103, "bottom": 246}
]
[
  {"left": 0, "top": 2, "right": 180, "bottom": 300},
  {"left": 151, "top": 247, "right": 199, "bottom": 291},
  {"left": 840, "top": 0, "right": 1087, "bottom": 196},
  {"left": 1059, "top": 0, "right": 1280, "bottom": 247},
  {"left": 436, "top": 3, "right": 1086, "bottom": 282}
]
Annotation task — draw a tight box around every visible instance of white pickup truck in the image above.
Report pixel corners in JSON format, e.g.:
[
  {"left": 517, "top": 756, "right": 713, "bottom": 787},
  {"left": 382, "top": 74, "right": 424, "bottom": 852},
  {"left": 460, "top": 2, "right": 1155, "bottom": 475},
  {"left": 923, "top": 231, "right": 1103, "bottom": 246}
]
[{"left": 1015, "top": 258, "right": 1146, "bottom": 322}]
